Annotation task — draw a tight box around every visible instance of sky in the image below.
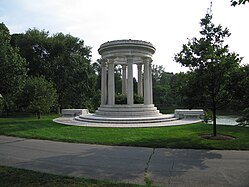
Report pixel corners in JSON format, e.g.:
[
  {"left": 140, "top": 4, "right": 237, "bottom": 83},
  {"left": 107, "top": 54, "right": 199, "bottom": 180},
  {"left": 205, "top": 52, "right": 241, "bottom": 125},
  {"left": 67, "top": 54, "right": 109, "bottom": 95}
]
[{"left": 0, "top": 0, "right": 248, "bottom": 73}]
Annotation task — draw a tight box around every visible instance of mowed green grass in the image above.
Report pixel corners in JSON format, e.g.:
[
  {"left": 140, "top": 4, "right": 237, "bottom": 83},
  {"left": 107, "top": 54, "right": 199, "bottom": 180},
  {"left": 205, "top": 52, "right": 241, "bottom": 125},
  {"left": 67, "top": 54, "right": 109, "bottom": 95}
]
[
  {"left": 0, "top": 115, "right": 249, "bottom": 150},
  {"left": 0, "top": 166, "right": 141, "bottom": 187}
]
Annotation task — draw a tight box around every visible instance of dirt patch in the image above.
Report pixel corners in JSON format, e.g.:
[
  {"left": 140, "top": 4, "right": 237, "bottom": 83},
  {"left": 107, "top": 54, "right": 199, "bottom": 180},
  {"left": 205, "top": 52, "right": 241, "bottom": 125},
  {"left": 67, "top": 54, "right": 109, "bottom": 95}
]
[{"left": 201, "top": 134, "right": 236, "bottom": 140}]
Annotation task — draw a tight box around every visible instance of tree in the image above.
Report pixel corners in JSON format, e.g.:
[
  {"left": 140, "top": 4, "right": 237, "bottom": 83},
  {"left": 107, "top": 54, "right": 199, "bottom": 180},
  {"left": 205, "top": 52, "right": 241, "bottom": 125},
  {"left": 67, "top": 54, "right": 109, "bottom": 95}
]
[
  {"left": 12, "top": 29, "right": 97, "bottom": 111},
  {"left": 11, "top": 29, "right": 50, "bottom": 77},
  {"left": 174, "top": 7, "right": 242, "bottom": 136},
  {"left": 231, "top": 0, "right": 249, "bottom": 6},
  {"left": 0, "top": 23, "right": 27, "bottom": 114},
  {"left": 152, "top": 64, "right": 165, "bottom": 85},
  {"left": 48, "top": 33, "right": 97, "bottom": 110},
  {"left": 236, "top": 108, "right": 249, "bottom": 126},
  {"left": 21, "top": 76, "right": 57, "bottom": 119}
]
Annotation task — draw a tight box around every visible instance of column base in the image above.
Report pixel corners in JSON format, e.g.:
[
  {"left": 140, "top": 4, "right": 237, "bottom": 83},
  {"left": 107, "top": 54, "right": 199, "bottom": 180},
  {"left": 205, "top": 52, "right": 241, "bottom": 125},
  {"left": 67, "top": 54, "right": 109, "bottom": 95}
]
[{"left": 95, "top": 104, "right": 161, "bottom": 118}]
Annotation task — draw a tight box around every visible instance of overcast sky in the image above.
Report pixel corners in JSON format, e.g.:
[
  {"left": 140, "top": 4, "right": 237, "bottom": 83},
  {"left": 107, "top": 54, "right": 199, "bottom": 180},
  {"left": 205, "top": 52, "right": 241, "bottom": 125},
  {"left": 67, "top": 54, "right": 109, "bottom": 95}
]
[{"left": 1, "top": 0, "right": 248, "bottom": 73}]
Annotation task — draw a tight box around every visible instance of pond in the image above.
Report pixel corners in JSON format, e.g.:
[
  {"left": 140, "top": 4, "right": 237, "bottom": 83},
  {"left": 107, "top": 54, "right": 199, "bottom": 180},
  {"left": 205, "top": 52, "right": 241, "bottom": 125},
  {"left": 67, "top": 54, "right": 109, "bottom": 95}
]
[{"left": 208, "top": 115, "right": 240, "bottom": 126}]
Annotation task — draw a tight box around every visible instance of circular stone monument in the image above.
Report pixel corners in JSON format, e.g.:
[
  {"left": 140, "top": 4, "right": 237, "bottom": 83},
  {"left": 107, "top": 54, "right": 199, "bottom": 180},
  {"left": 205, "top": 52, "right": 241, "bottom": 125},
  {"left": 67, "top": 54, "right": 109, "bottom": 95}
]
[{"left": 75, "top": 39, "right": 178, "bottom": 124}]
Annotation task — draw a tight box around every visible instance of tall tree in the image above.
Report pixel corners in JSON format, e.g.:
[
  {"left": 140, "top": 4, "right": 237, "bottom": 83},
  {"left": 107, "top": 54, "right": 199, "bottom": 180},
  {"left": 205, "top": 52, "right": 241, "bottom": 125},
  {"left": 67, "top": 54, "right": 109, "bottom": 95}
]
[
  {"left": 11, "top": 29, "right": 50, "bottom": 77},
  {"left": 0, "top": 23, "right": 27, "bottom": 114},
  {"left": 48, "top": 33, "right": 96, "bottom": 110},
  {"left": 174, "top": 7, "right": 242, "bottom": 136},
  {"left": 12, "top": 29, "right": 97, "bottom": 111}
]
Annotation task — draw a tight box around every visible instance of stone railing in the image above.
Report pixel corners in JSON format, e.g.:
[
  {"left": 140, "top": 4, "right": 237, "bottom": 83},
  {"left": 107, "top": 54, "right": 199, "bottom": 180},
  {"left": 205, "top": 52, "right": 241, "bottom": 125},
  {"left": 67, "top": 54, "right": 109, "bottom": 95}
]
[
  {"left": 61, "top": 109, "right": 89, "bottom": 117},
  {"left": 174, "top": 109, "right": 204, "bottom": 119}
]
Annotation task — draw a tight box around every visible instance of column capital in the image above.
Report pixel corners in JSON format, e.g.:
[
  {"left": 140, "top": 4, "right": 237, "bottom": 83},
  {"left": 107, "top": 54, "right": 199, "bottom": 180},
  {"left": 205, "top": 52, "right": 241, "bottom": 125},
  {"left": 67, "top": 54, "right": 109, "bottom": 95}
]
[
  {"left": 107, "top": 58, "right": 115, "bottom": 64},
  {"left": 101, "top": 61, "right": 107, "bottom": 67},
  {"left": 142, "top": 57, "right": 152, "bottom": 64},
  {"left": 137, "top": 63, "right": 142, "bottom": 69}
]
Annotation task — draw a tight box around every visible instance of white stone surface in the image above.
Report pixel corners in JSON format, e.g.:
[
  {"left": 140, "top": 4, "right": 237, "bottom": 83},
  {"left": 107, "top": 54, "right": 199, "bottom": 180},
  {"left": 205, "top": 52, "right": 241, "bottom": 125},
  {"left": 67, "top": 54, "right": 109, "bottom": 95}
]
[
  {"left": 174, "top": 109, "right": 204, "bottom": 119},
  {"left": 95, "top": 104, "right": 161, "bottom": 118},
  {"left": 54, "top": 116, "right": 202, "bottom": 128},
  {"left": 61, "top": 109, "right": 89, "bottom": 117}
]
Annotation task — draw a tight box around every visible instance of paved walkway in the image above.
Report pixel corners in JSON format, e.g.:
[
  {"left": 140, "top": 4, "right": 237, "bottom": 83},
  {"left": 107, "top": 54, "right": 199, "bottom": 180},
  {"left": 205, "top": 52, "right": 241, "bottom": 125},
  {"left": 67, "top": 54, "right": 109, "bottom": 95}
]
[{"left": 1, "top": 135, "right": 249, "bottom": 187}]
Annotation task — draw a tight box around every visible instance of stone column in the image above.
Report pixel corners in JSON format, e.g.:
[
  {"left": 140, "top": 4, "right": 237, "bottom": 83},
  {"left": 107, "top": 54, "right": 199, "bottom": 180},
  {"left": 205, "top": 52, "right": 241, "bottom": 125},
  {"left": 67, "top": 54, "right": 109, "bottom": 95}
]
[
  {"left": 122, "top": 65, "right": 127, "bottom": 95},
  {"left": 137, "top": 64, "right": 143, "bottom": 97},
  {"left": 149, "top": 61, "right": 153, "bottom": 104},
  {"left": 144, "top": 59, "right": 150, "bottom": 105},
  {"left": 127, "top": 57, "right": 133, "bottom": 105},
  {"left": 101, "top": 61, "right": 107, "bottom": 105},
  {"left": 108, "top": 60, "right": 115, "bottom": 105}
]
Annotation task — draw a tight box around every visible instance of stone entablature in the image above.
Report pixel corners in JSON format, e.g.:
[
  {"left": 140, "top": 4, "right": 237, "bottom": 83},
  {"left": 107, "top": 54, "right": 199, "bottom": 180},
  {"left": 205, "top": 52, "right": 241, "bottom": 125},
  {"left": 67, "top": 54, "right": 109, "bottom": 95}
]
[{"left": 98, "top": 39, "right": 155, "bottom": 59}]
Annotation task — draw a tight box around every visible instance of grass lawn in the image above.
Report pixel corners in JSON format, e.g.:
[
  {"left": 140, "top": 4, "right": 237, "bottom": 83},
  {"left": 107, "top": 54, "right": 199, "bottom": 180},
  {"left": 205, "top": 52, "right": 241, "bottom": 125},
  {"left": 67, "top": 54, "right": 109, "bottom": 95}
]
[
  {"left": 0, "top": 166, "right": 141, "bottom": 187},
  {"left": 0, "top": 115, "right": 249, "bottom": 150}
]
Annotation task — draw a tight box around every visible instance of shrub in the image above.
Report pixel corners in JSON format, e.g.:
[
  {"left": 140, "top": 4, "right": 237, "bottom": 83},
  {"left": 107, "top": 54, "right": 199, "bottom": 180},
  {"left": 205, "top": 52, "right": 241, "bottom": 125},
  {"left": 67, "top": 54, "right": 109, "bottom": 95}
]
[
  {"left": 134, "top": 94, "right": 144, "bottom": 104},
  {"left": 236, "top": 108, "right": 249, "bottom": 126},
  {"left": 115, "top": 94, "right": 127, "bottom": 104}
]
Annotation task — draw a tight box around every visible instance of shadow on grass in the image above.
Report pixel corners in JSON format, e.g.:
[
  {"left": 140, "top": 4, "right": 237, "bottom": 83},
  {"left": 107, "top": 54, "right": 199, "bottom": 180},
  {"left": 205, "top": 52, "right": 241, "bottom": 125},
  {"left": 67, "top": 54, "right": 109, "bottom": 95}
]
[{"left": 116, "top": 137, "right": 211, "bottom": 149}]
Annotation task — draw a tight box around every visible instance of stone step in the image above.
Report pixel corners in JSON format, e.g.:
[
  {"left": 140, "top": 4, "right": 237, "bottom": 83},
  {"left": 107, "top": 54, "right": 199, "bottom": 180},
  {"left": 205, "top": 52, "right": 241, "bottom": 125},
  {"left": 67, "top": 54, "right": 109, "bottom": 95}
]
[
  {"left": 95, "top": 110, "right": 161, "bottom": 117},
  {"left": 97, "top": 106, "right": 159, "bottom": 112},
  {"left": 75, "top": 114, "right": 178, "bottom": 124},
  {"left": 95, "top": 104, "right": 162, "bottom": 117}
]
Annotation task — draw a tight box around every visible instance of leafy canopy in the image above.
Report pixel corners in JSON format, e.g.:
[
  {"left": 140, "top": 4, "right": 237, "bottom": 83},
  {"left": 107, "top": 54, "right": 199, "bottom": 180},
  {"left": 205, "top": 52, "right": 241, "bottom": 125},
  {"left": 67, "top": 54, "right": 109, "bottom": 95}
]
[{"left": 174, "top": 6, "right": 242, "bottom": 136}]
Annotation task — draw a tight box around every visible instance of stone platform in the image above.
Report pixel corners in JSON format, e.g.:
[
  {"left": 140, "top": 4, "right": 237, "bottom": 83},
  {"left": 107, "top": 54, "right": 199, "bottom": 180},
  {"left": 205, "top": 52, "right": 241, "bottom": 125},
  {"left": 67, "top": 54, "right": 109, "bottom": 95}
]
[
  {"left": 95, "top": 104, "right": 161, "bottom": 117},
  {"left": 75, "top": 113, "right": 177, "bottom": 124},
  {"left": 54, "top": 106, "right": 203, "bottom": 128},
  {"left": 53, "top": 116, "right": 202, "bottom": 128}
]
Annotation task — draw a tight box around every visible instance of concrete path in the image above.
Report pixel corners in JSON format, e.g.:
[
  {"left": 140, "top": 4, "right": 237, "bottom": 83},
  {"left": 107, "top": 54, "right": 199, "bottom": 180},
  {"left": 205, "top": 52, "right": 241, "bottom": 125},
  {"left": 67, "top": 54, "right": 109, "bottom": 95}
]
[{"left": 0, "top": 135, "right": 249, "bottom": 187}]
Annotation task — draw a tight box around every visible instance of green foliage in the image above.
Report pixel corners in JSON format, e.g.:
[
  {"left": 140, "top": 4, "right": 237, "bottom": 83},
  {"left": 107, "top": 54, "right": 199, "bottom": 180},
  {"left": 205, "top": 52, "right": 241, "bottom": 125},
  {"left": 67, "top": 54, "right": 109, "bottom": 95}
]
[
  {"left": 11, "top": 29, "right": 97, "bottom": 111},
  {"left": 134, "top": 94, "right": 143, "bottom": 104},
  {"left": 1, "top": 116, "right": 249, "bottom": 150},
  {"left": 0, "top": 96, "right": 3, "bottom": 114},
  {"left": 0, "top": 23, "right": 28, "bottom": 114},
  {"left": 203, "top": 110, "right": 213, "bottom": 123},
  {"left": 115, "top": 94, "right": 143, "bottom": 105},
  {"left": 152, "top": 64, "right": 165, "bottom": 84},
  {"left": 152, "top": 66, "right": 189, "bottom": 108},
  {"left": 236, "top": 108, "right": 249, "bottom": 126},
  {"left": 229, "top": 65, "right": 249, "bottom": 111},
  {"left": 115, "top": 94, "right": 127, "bottom": 104},
  {"left": 174, "top": 6, "right": 242, "bottom": 136},
  {"left": 89, "top": 90, "right": 101, "bottom": 112},
  {"left": 21, "top": 77, "right": 57, "bottom": 118},
  {"left": 0, "top": 166, "right": 140, "bottom": 187}
]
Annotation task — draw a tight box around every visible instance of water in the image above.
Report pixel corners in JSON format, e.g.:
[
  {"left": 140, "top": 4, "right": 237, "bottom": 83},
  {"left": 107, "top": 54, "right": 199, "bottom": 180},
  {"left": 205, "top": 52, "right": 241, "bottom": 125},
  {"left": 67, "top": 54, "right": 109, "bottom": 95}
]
[{"left": 208, "top": 115, "right": 240, "bottom": 126}]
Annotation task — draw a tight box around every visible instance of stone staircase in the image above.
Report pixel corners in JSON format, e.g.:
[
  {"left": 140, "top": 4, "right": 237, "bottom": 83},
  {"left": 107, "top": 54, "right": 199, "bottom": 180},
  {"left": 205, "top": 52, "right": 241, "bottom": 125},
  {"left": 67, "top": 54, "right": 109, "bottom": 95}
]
[{"left": 75, "top": 104, "right": 178, "bottom": 124}]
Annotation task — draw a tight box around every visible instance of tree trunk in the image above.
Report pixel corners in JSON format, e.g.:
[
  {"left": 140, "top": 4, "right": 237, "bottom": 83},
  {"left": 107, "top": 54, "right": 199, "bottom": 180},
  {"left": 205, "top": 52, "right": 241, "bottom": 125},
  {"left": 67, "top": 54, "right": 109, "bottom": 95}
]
[
  {"left": 212, "top": 103, "right": 217, "bottom": 136},
  {"left": 37, "top": 111, "right": 41, "bottom": 119}
]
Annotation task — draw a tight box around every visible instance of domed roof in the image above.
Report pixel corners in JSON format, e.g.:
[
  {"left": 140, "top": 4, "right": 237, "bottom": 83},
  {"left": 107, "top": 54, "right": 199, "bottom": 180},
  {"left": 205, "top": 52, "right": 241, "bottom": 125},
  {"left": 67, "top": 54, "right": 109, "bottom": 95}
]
[{"left": 98, "top": 39, "right": 156, "bottom": 58}]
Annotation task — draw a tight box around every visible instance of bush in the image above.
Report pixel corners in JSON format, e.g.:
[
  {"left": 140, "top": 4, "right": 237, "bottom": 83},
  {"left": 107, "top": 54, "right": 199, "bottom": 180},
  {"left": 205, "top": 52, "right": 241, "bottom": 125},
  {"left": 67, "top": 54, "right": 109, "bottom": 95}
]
[
  {"left": 236, "top": 108, "right": 249, "bottom": 126},
  {"left": 115, "top": 94, "right": 127, "bottom": 104},
  {"left": 21, "top": 76, "right": 57, "bottom": 119},
  {"left": 134, "top": 94, "right": 144, "bottom": 104}
]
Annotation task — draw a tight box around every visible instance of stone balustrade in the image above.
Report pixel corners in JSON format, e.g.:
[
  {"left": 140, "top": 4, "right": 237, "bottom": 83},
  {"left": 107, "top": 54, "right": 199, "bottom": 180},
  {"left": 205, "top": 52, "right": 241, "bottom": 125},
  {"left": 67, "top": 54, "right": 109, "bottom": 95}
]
[
  {"left": 61, "top": 109, "right": 89, "bottom": 117},
  {"left": 174, "top": 109, "right": 204, "bottom": 119}
]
